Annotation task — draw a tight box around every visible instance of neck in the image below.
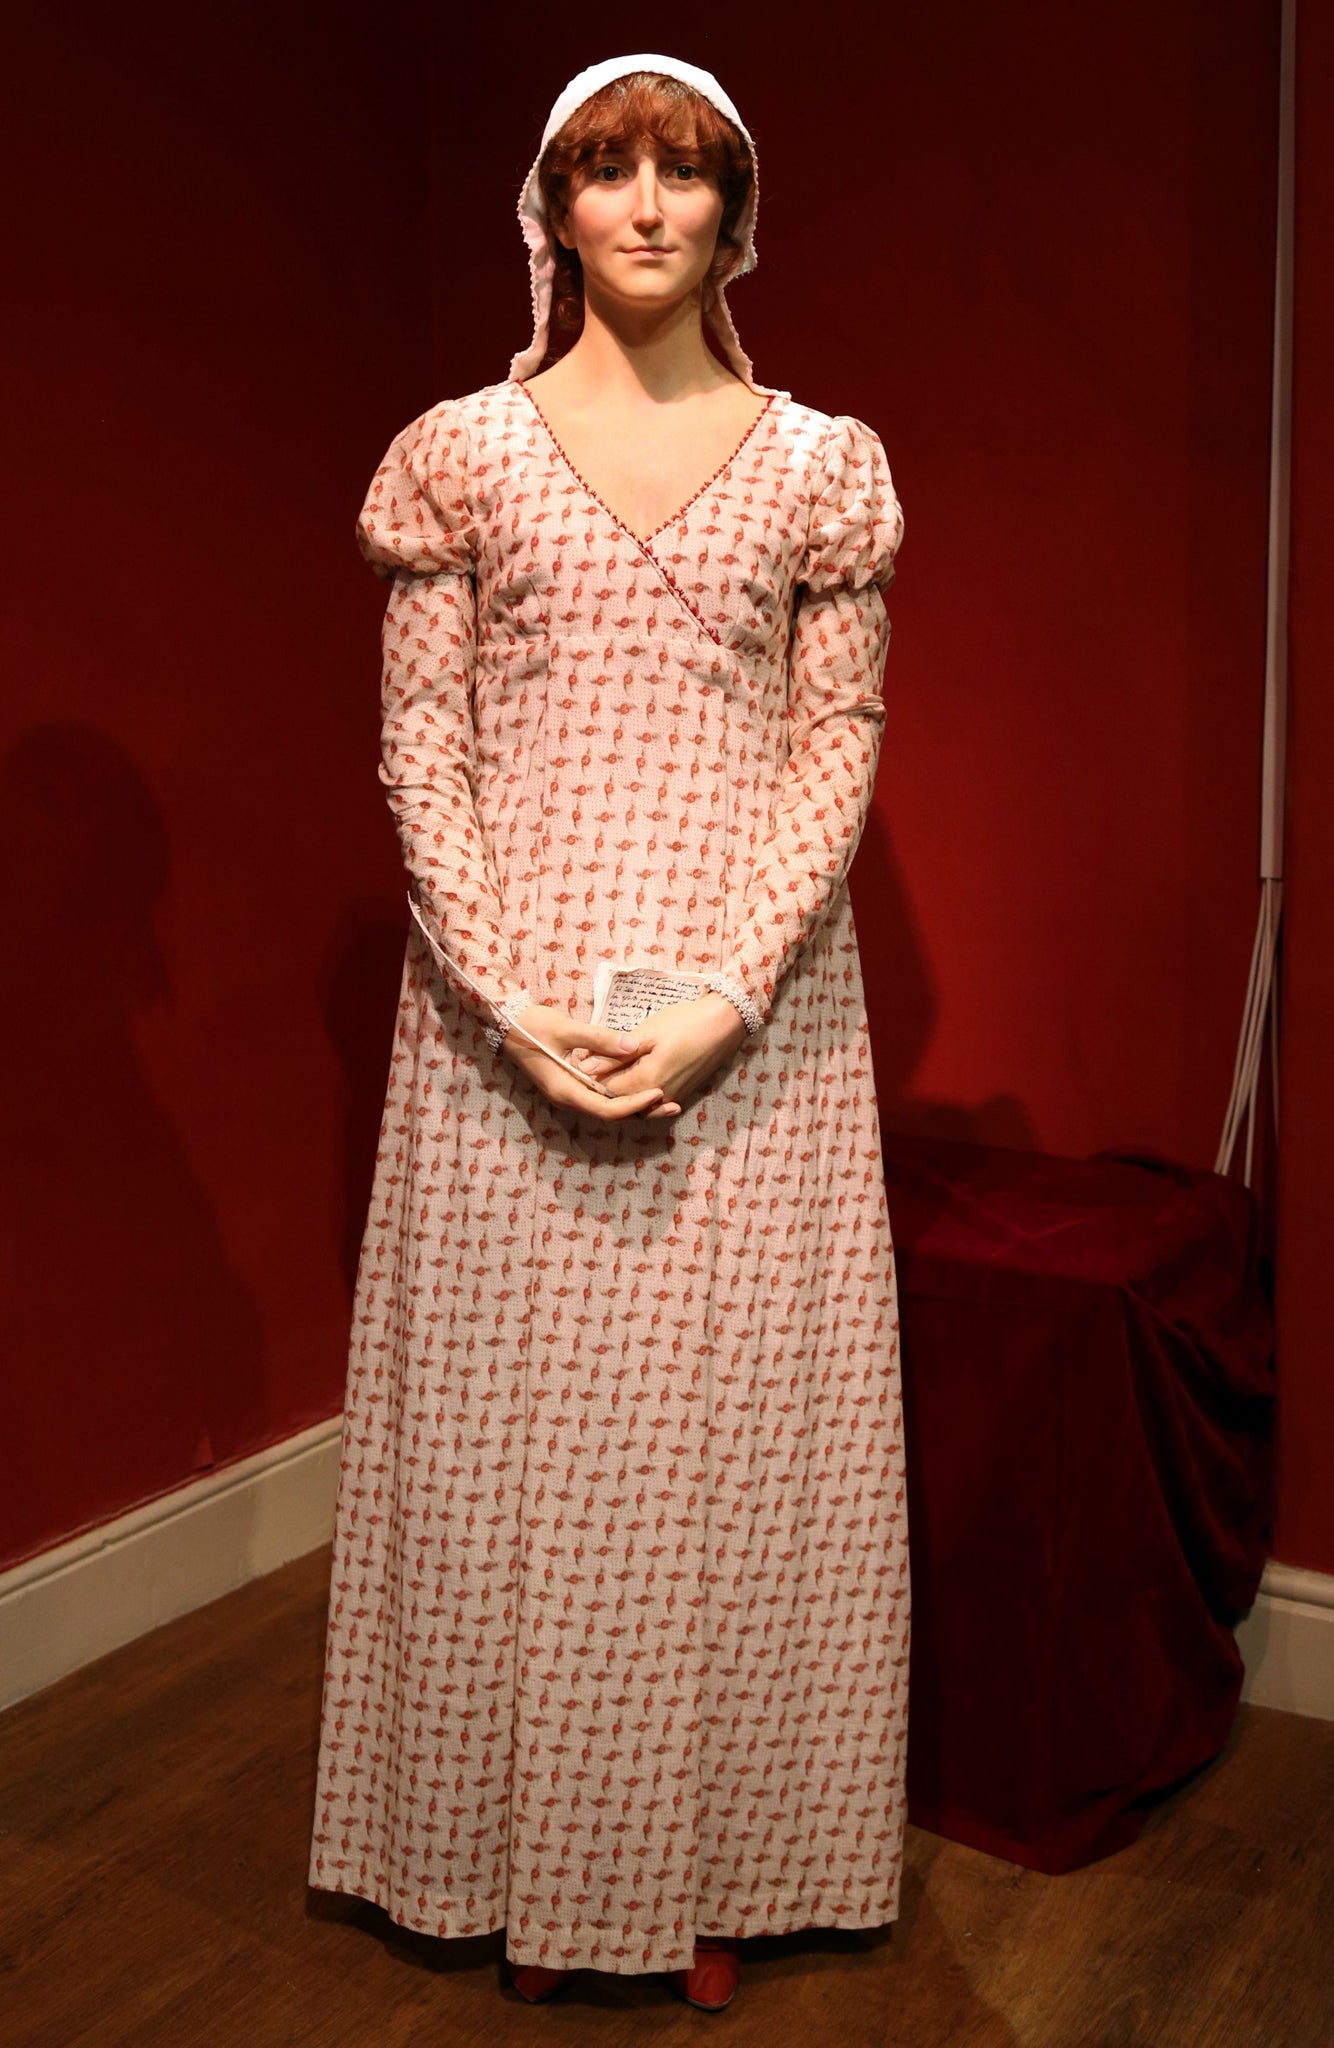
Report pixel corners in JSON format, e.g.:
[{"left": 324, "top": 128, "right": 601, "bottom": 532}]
[{"left": 542, "top": 288, "right": 746, "bottom": 402}]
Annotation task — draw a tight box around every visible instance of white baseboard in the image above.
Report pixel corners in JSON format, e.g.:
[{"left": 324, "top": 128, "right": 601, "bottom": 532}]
[
  {"left": 0, "top": 1416, "right": 344, "bottom": 1712},
  {"left": 1233, "top": 1561, "right": 1334, "bottom": 1719},
  {"left": 2, "top": 1428, "right": 1332, "bottom": 1724}
]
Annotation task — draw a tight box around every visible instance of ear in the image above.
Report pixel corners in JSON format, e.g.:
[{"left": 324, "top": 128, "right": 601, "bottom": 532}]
[
  {"left": 703, "top": 254, "right": 738, "bottom": 304},
  {"left": 548, "top": 199, "right": 574, "bottom": 253},
  {"left": 713, "top": 241, "right": 744, "bottom": 283}
]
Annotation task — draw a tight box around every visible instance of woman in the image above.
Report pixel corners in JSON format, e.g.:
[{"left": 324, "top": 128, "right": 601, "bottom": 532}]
[{"left": 308, "top": 51, "right": 910, "bottom": 2015}]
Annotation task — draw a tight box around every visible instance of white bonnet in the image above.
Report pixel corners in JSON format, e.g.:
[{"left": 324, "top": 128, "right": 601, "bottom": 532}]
[{"left": 508, "top": 52, "right": 760, "bottom": 388}]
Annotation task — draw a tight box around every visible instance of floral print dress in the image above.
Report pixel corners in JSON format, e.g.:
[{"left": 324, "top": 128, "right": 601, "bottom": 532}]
[{"left": 307, "top": 373, "right": 911, "bottom": 1975}]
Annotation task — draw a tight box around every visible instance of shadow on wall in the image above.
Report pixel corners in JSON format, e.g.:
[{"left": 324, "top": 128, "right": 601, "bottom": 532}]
[
  {"left": 854, "top": 803, "right": 1041, "bottom": 1153},
  {"left": 314, "top": 903, "right": 409, "bottom": 1298},
  {"left": 0, "top": 721, "right": 266, "bottom": 1568}
]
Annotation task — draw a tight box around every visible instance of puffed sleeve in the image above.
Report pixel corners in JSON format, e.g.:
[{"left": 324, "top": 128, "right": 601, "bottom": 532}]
[
  {"left": 360, "top": 400, "right": 537, "bottom": 1048},
  {"left": 708, "top": 412, "right": 904, "bottom": 1035}
]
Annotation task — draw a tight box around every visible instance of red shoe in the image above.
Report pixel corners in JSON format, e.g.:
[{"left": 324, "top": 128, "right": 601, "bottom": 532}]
[
  {"left": 667, "top": 1935, "right": 741, "bottom": 2011},
  {"left": 510, "top": 1961, "right": 571, "bottom": 2002}
]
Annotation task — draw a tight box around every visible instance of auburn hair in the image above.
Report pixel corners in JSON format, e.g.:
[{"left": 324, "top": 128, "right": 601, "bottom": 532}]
[{"left": 536, "top": 71, "right": 754, "bottom": 348}]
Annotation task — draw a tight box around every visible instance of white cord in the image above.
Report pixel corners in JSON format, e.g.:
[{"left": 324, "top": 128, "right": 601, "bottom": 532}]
[
  {"left": 1217, "top": 0, "right": 1292, "bottom": 1182},
  {"left": 404, "top": 892, "right": 619, "bottom": 1097}
]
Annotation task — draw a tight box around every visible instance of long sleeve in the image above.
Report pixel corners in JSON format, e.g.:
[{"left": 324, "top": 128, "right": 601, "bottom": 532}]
[
  {"left": 710, "top": 412, "right": 905, "bottom": 1034},
  {"left": 358, "top": 400, "right": 536, "bottom": 1047}
]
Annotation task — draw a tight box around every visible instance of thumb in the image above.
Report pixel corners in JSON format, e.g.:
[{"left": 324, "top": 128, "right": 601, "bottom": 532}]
[{"left": 587, "top": 1024, "right": 642, "bottom": 1056}]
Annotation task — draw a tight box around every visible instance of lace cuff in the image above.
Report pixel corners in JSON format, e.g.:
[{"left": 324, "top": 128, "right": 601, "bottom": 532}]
[
  {"left": 700, "top": 970, "right": 764, "bottom": 1038},
  {"left": 483, "top": 991, "right": 540, "bottom": 1052}
]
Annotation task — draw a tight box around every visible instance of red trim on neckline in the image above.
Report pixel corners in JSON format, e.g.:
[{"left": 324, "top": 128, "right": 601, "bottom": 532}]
[{"left": 511, "top": 378, "right": 777, "bottom": 551}]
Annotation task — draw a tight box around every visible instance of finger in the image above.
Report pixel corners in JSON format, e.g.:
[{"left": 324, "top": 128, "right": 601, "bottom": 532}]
[
  {"left": 580, "top": 1049, "right": 641, "bottom": 1075},
  {"left": 590, "top": 1086, "right": 670, "bottom": 1121},
  {"left": 599, "top": 1073, "right": 663, "bottom": 1100},
  {"left": 586, "top": 1028, "right": 644, "bottom": 1059},
  {"left": 542, "top": 1071, "right": 664, "bottom": 1114}
]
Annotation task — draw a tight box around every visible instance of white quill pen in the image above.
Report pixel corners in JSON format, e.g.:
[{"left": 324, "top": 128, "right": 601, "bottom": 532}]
[{"left": 404, "top": 892, "right": 621, "bottom": 1098}]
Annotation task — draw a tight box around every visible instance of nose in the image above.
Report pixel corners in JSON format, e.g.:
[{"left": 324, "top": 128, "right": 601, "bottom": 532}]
[{"left": 629, "top": 156, "right": 664, "bottom": 229}]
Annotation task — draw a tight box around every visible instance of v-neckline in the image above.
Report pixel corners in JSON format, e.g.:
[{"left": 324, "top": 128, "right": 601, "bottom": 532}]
[{"left": 511, "top": 376, "right": 779, "bottom": 552}]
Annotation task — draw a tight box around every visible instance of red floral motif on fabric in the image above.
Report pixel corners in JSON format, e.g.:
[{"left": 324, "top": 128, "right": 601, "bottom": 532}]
[{"left": 307, "top": 381, "right": 909, "bottom": 1975}]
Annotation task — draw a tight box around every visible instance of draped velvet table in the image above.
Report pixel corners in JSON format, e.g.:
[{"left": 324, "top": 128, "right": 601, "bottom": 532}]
[{"left": 883, "top": 1131, "right": 1276, "bottom": 1874}]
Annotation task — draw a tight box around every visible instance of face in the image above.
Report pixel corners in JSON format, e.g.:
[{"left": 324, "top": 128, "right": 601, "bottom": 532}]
[{"left": 555, "top": 143, "right": 728, "bottom": 313}]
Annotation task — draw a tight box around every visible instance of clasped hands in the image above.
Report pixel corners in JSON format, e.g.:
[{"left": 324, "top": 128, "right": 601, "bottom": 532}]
[{"left": 501, "top": 992, "right": 749, "bottom": 1121}]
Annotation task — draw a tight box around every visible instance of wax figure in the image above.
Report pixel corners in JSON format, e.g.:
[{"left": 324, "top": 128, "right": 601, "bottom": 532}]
[{"left": 308, "top": 50, "right": 910, "bottom": 2015}]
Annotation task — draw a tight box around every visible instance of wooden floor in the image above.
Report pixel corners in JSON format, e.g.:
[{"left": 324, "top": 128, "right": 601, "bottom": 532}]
[{"left": 3, "top": 1550, "right": 1332, "bottom": 2048}]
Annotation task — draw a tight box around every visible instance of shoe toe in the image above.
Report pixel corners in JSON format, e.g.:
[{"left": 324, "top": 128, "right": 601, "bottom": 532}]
[
  {"left": 511, "top": 1962, "right": 569, "bottom": 2002},
  {"left": 668, "top": 1937, "right": 740, "bottom": 2011}
]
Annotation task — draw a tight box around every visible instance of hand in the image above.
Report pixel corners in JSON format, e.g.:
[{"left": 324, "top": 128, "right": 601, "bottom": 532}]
[
  {"left": 575, "top": 993, "right": 749, "bottom": 1118},
  {"left": 500, "top": 1004, "right": 678, "bottom": 1121}
]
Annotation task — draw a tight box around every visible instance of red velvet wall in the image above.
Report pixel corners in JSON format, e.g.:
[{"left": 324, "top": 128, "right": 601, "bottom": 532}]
[
  {"left": 6, "top": 4, "right": 1324, "bottom": 1578},
  {"left": 2, "top": 5, "right": 436, "bottom": 1560}
]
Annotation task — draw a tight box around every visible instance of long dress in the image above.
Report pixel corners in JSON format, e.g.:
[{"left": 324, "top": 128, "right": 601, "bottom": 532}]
[{"left": 307, "top": 375, "right": 911, "bottom": 1975}]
